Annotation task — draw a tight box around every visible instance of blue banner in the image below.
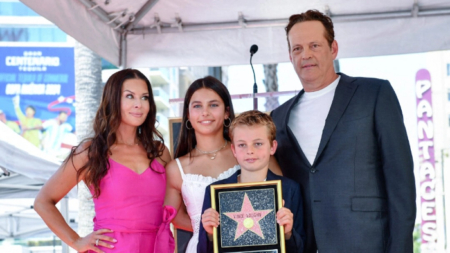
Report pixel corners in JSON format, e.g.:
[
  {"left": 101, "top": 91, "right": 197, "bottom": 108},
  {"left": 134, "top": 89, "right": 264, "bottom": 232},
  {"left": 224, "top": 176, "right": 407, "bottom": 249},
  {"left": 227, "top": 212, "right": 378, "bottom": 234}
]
[{"left": 0, "top": 46, "right": 75, "bottom": 156}]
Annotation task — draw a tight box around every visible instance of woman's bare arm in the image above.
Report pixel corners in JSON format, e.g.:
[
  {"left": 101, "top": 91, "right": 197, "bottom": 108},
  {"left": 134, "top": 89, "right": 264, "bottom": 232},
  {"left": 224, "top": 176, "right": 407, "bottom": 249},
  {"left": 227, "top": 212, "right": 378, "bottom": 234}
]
[
  {"left": 164, "top": 159, "right": 193, "bottom": 231},
  {"left": 34, "top": 142, "right": 115, "bottom": 252},
  {"left": 157, "top": 143, "right": 172, "bottom": 167}
]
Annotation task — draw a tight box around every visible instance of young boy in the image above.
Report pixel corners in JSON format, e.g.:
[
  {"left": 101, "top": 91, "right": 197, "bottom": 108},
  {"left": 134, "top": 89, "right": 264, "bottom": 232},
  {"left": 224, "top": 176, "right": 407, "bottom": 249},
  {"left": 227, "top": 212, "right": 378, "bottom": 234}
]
[{"left": 197, "top": 110, "right": 305, "bottom": 253}]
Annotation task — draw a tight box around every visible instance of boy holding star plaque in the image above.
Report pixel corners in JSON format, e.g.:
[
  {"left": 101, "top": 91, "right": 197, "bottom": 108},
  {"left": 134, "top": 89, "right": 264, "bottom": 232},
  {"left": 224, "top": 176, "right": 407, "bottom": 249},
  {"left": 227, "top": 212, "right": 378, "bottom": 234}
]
[{"left": 198, "top": 110, "right": 305, "bottom": 253}]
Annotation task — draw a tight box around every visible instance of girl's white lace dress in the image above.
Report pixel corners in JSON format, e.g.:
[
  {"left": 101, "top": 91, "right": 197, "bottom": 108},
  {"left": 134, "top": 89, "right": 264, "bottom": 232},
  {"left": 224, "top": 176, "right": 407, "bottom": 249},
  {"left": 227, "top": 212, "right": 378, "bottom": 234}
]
[{"left": 175, "top": 158, "right": 239, "bottom": 253}]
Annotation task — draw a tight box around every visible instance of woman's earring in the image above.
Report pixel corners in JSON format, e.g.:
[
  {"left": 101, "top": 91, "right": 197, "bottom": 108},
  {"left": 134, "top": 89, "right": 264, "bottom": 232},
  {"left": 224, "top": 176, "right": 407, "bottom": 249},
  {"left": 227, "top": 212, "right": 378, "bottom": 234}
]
[
  {"left": 186, "top": 120, "right": 193, "bottom": 130},
  {"left": 138, "top": 126, "right": 142, "bottom": 135},
  {"left": 224, "top": 118, "right": 231, "bottom": 127}
]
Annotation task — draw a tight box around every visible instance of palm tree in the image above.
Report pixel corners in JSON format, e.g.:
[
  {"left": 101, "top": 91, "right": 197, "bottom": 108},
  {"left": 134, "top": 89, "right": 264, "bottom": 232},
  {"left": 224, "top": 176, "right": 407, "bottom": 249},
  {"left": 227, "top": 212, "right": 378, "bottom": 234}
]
[
  {"left": 74, "top": 41, "right": 102, "bottom": 237},
  {"left": 263, "top": 64, "right": 279, "bottom": 111}
]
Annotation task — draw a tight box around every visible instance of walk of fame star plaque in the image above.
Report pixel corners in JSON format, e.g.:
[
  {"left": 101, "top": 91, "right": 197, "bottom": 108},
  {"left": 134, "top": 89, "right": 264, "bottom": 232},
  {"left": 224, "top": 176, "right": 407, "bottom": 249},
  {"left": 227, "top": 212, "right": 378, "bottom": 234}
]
[{"left": 210, "top": 180, "right": 285, "bottom": 253}]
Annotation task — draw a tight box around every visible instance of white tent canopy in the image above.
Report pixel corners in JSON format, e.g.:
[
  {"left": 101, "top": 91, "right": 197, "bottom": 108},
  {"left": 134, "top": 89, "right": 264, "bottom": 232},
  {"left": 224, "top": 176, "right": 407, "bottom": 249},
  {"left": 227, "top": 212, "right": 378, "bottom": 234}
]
[
  {"left": 0, "top": 122, "right": 76, "bottom": 240},
  {"left": 0, "top": 121, "right": 60, "bottom": 191},
  {"left": 19, "top": 0, "right": 450, "bottom": 68},
  {"left": 0, "top": 121, "right": 78, "bottom": 199}
]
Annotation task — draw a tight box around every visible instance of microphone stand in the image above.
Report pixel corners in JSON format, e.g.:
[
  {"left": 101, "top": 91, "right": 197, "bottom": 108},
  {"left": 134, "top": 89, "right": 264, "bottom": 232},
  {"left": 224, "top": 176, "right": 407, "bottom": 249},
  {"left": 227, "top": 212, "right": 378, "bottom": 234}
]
[{"left": 250, "top": 53, "right": 257, "bottom": 110}]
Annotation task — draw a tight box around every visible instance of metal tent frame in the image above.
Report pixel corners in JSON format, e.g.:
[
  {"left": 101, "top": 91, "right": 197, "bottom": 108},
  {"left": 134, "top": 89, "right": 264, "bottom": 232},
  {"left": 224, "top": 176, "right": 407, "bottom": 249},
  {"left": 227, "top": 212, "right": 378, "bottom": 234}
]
[{"left": 19, "top": 0, "right": 450, "bottom": 68}]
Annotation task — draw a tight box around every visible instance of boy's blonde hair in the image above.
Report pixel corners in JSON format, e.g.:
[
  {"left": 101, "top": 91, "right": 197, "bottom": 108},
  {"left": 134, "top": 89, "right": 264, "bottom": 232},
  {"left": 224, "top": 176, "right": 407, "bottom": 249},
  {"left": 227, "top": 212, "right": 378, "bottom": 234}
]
[{"left": 229, "top": 110, "right": 276, "bottom": 143}]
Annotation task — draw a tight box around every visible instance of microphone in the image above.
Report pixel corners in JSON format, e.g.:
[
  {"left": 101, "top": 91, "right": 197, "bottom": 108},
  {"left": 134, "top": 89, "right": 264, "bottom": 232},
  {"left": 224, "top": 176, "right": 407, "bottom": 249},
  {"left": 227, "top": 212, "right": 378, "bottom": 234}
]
[
  {"left": 250, "top": 44, "right": 258, "bottom": 56},
  {"left": 250, "top": 44, "right": 258, "bottom": 110}
]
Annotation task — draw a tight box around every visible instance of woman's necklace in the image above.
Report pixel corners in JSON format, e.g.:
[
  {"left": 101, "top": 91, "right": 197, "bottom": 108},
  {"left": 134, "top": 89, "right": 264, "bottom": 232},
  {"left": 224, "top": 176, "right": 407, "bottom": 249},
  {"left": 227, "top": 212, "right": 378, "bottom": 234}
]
[
  {"left": 195, "top": 140, "right": 228, "bottom": 160},
  {"left": 117, "top": 141, "right": 139, "bottom": 147}
]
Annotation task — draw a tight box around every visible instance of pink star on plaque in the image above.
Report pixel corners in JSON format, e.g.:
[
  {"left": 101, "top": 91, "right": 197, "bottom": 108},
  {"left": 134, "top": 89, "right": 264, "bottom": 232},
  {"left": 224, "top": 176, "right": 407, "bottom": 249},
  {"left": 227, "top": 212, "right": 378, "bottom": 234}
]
[{"left": 223, "top": 193, "right": 273, "bottom": 241}]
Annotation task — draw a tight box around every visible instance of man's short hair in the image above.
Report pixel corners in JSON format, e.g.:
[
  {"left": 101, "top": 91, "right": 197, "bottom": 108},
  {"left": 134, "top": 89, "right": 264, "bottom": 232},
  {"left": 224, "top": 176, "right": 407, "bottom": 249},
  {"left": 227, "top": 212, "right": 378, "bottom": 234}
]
[
  {"left": 285, "top": 10, "right": 335, "bottom": 49},
  {"left": 229, "top": 110, "right": 276, "bottom": 143},
  {"left": 25, "top": 105, "right": 36, "bottom": 113}
]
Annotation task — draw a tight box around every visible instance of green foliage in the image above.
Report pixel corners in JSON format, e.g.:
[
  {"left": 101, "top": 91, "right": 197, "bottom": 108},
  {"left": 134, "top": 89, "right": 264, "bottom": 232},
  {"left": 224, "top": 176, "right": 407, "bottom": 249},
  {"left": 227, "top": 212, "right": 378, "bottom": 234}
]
[
  {"left": 413, "top": 223, "right": 421, "bottom": 253},
  {"left": 27, "top": 239, "right": 61, "bottom": 247}
]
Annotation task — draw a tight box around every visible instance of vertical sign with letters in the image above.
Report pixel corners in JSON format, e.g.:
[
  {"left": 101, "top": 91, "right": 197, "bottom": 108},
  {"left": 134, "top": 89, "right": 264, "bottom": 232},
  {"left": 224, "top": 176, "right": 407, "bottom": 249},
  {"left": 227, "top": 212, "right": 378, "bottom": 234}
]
[{"left": 415, "top": 69, "right": 437, "bottom": 252}]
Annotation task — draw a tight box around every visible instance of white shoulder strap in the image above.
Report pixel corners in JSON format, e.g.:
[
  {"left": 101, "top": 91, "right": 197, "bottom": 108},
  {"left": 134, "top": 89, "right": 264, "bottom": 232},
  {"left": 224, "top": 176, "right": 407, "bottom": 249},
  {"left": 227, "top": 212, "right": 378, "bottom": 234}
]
[{"left": 175, "top": 158, "right": 185, "bottom": 180}]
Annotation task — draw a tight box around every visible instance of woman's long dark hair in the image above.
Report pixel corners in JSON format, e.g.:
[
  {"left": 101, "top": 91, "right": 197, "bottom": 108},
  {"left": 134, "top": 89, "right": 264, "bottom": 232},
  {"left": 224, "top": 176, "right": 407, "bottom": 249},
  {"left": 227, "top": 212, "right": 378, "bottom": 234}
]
[
  {"left": 67, "top": 69, "right": 165, "bottom": 198},
  {"left": 175, "top": 76, "right": 235, "bottom": 158}
]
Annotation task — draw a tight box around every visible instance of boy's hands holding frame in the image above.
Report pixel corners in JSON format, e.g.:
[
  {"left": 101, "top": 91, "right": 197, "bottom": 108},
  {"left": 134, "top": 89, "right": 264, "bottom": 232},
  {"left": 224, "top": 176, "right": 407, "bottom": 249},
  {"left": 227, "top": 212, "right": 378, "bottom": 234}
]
[
  {"left": 201, "top": 201, "right": 294, "bottom": 240},
  {"left": 202, "top": 208, "right": 220, "bottom": 241}
]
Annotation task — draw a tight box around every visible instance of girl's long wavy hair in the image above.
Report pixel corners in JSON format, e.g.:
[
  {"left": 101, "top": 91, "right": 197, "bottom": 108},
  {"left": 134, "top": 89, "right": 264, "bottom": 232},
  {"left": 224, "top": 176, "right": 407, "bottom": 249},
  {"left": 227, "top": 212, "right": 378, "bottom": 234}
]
[
  {"left": 174, "top": 76, "right": 235, "bottom": 159},
  {"left": 67, "top": 69, "right": 165, "bottom": 198}
]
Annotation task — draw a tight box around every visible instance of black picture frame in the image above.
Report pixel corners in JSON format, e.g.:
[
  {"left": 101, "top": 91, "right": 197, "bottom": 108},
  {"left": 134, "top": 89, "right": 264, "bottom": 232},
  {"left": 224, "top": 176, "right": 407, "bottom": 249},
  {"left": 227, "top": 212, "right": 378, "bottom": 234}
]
[{"left": 211, "top": 180, "right": 285, "bottom": 253}]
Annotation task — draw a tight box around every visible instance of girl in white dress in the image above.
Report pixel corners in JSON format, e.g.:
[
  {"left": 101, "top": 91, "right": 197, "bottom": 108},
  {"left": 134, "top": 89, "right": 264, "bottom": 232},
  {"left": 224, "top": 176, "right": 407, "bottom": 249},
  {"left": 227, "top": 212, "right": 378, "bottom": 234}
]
[{"left": 164, "top": 76, "right": 239, "bottom": 252}]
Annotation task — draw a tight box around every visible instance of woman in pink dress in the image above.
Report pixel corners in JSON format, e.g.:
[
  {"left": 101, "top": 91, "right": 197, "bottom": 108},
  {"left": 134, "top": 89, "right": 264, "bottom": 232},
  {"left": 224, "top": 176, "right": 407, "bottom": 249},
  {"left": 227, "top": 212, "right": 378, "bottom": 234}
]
[{"left": 34, "top": 69, "right": 174, "bottom": 253}]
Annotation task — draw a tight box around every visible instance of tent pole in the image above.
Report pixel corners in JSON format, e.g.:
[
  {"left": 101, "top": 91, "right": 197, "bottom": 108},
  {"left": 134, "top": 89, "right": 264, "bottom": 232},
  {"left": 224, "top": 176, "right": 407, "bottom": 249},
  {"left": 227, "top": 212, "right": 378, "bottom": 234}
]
[
  {"left": 61, "top": 196, "right": 69, "bottom": 253},
  {"left": 77, "top": 0, "right": 124, "bottom": 32},
  {"left": 125, "top": 0, "right": 159, "bottom": 31},
  {"left": 127, "top": 6, "right": 450, "bottom": 35},
  {"left": 120, "top": 33, "right": 127, "bottom": 69},
  {"left": 0, "top": 184, "right": 41, "bottom": 190},
  {"left": 119, "top": 33, "right": 123, "bottom": 68}
]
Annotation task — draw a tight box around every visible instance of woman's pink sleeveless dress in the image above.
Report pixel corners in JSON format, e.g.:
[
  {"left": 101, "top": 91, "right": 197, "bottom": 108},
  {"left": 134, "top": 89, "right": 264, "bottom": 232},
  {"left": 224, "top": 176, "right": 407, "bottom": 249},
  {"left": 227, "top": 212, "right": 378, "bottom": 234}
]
[{"left": 89, "top": 158, "right": 175, "bottom": 253}]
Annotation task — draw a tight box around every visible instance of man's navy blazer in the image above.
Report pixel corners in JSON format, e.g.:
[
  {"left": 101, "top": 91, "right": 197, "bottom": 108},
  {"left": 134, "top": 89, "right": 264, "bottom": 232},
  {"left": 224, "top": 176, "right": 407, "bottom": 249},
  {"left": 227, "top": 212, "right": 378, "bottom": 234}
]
[
  {"left": 270, "top": 73, "right": 416, "bottom": 253},
  {"left": 197, "top": 169, "right": 305, "bottom": 253}
]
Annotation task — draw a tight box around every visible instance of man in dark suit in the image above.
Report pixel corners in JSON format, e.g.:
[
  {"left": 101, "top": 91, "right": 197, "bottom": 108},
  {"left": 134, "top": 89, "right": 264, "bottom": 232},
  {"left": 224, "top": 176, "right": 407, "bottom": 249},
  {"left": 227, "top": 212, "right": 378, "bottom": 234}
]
[{"left": 270, "top": 10, "right": 416, "bottom": 253}]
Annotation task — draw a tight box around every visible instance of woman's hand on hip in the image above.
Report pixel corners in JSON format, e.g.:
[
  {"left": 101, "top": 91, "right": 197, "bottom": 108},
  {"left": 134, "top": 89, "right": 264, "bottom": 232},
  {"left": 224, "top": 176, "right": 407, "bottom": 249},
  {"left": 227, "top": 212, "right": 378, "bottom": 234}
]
[{"left": 72, "top": 229, "right": 116, "bottom": 253}]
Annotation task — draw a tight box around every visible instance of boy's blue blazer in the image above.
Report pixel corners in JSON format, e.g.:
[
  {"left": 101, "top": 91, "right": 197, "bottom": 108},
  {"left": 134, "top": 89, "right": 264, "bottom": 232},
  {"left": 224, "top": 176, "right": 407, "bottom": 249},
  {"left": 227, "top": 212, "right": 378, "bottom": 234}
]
[{"left": 197, "top": 169, "right": 305, "bottom": 253}]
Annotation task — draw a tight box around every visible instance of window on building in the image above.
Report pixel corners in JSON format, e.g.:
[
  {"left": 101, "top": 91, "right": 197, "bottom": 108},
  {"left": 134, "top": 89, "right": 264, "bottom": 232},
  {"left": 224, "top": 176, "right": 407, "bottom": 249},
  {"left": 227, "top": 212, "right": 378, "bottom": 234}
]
[
  {"left": 0, "top": 27, "right": 67, "bottom": 42},
  {"left": 448, "top": 89, "right": 450, "bottom": 101},
  {"left": 0, "top": 2, "right": 39, "bottom": 16},
  {"left": 0, "top": 2, "right": 67, "bottom": 43},
  {"left": 101, "top": 59, "right": 118, "bottom": 70}
]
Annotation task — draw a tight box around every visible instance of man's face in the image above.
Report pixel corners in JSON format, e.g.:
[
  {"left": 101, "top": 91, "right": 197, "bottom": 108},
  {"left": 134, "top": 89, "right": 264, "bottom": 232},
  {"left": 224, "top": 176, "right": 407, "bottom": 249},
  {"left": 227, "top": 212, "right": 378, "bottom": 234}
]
[
  {"left": 58, "top": 112, "right": 68, "bottom": 123},
  {"left": 25, "top": 107, "right": 35, "bottom": 118},
  {"left": 288, "top": 21, "right": 338, "bottom": 91}
]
